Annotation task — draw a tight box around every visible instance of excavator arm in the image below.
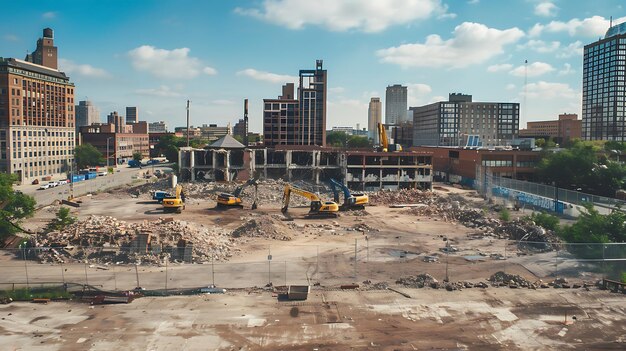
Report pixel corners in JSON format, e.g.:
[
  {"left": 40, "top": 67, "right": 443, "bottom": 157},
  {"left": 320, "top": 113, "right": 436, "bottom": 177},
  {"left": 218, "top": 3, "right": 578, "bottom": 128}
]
[
  {"left": 378, "top": 122, "right": 389, "bottom": 152},
  {"left": 281, "top": 184, "right": 338, "bottom": 216}
]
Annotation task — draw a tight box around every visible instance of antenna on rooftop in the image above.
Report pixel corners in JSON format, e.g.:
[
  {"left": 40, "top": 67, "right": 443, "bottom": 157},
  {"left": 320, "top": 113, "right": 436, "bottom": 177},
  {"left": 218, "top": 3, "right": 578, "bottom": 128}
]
[
  {"left": 523, "top": 59, "right": 528, "bottom": 125},
  {"left": 610, "top": 16, "right": 613, "bottom": 27}
]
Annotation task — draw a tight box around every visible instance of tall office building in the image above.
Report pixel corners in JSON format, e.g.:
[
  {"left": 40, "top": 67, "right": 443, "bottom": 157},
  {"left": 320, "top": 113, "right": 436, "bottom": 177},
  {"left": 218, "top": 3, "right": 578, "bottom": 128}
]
[
  {"left": 0, "top": 28, "right": 75, "bottom": 182},
  {"left": 582, "top": 21, "right": 626, "bottom": 141},
  {"left": 148, "top": 121, "right": 168, "bottom": 133},
  {"left": 368, "top": 97, "right": 382, "bottom": 144},
  {"left": 385, "top": 84, "right": 407, "bottom": 125},
  {"left": 126, "top": 106, "right": 138, "bottom": 124},
  {"left": 75, "top": 100, "right": 100, "bottom": 132},
  {"left": 107, "top": 111, "right": 126, "bottom": 133},
  {"left": 411, "top": 93, "right": 519, "bottom": 147},
  {"left": 263, "top": 83, "right": 299, "bottom": 146},
  {"left": 24, "top": 28, "right": 58, "bottom": 69},
  {"left": 298, "top": 60, "right": 327, "bottom": 146}
]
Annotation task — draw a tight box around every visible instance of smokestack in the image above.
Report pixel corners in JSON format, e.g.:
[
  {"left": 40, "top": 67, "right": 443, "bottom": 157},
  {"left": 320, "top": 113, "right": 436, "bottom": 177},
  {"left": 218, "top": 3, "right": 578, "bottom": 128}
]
[{"left": 244, "top": 99, "right": 249, "bottom": 147}]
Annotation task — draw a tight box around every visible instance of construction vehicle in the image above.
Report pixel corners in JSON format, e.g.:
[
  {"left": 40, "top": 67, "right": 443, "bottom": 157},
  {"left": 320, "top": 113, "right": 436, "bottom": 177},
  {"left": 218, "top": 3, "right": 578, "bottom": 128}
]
[
  {"left": 328, "top": 178, "right": 368, "bottom": 210},
  {"left": 281, "top": 184, "right": 339, "bottom": 218},
  {"left": 162, "top": 184, "right": 185, "bottom": 213},
  {"left": 377, "top": 122, "right": 403, "bottom": 152},
  {"left": 216, "top": 176, "right": 259, "bottom": 209}
]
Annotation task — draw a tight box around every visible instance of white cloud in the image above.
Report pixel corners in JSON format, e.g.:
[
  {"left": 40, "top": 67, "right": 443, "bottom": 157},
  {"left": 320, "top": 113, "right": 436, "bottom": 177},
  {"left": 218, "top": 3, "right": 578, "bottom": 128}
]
[
  {"left": 327, "top": 99, "right": 368, "bottom": 127},
  {"left": 529, "top": 16, "right": 626, "bottom": 37},
  {"left": 487, "top": 63, "right": 513, "bottom": 72},
  {"left": 377, "top": 22, "right": 524, "bottom": 68},
  {"left": 58, "top": 58, "right": 109, "bottom": 78},
  {"left": 3, "top": 34, "right": 18, "bottom": 42},
  {"left": 505, "top": 84, "right": 516, "bottom": 90},
  {"left": 127, "top": 45, "right": 217, "bottom": 79},
  {"left": 517, "top": 39, "right": 560, "bottom": 53},
  {"left": 406, "top": 83, "right": 433, "bottom": 106},
  {"left": 235, "top": 0, "right": 450, "bottom": 33},
  {"left": 558, "top": 63, "right": 574, "bottom": 76},
  {"left": 135, "top": 85, "right": 182, "bottom": 98},
  {"left": 509, "top": 61, "right": 554, "bottom": 77},
  {"left": 329, "top": 87, "right": 346, "bottom": 94},
  {"left": 522, "top": 81, "right": 577, "bottom": 99},
  {"left": 212, "top": 99, "right": 235, "bottom": 105},
  {"left": 42, "top": 11, "right": 56, "bottom": 19},
  {"left": 556, "top": 41, "right": 583, "bottom": 58},
  {"left": 534, "top": 2, "right": 558, "bottom": 17},
  {"left": 468, "top": 0, "right": 479, "bottom": 4},
  {"left": 236, "top": 68, "right": 297, "bottom": 84}
]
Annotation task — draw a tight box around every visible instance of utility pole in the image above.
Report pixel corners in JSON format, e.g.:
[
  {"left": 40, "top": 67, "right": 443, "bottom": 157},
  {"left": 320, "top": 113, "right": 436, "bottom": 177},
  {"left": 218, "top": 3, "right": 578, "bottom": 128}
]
[
  {"left": 186, "top": 100, "right": 191, "bottom": 147},
  {"left": 244, "top": 98, "right": 249, "bottom": 147}
]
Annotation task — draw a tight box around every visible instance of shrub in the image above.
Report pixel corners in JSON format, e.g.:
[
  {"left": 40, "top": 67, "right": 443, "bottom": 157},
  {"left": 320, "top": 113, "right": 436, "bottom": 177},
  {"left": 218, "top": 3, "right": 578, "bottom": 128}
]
[{"left": 499, "top": 208, "right": 511, "bottom": 222}]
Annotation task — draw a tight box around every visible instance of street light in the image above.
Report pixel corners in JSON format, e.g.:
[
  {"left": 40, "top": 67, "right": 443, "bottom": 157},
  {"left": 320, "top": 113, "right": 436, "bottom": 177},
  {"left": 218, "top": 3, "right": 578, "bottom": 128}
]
[{"left": 106, "top": 137, "right": 114, "bottom": 169}]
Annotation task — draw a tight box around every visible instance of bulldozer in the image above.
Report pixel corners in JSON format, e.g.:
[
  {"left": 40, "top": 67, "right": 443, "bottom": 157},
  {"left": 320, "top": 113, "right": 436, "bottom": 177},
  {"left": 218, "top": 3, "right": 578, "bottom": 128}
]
[
  {"left": 281, "top": 184, "right": 339, "bottom": 218},
  {"left": 162, "top": 184, "right": 185, "bottom": 213}
]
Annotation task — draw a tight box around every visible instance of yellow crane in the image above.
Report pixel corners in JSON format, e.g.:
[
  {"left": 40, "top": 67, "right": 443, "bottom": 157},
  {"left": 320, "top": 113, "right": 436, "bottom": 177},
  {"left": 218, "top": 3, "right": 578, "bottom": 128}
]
[
  {"left": 281, "top": 184, "right": 339, "bottom": 218},
  {"left": 162, "top": 184, "right": 185, "bottom": 213},
  {"left": 377, "top": 122, "right": 402, "bottom": 152}
]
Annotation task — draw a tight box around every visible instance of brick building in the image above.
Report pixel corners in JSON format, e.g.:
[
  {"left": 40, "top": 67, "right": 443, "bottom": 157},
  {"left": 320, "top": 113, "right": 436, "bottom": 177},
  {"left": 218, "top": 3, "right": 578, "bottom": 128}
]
[
  {"left": 519, "top": 113, "right": 582, "bottom": 143},
  {"left": 80, "top": 121, "right": 149, "bottom": 165}
]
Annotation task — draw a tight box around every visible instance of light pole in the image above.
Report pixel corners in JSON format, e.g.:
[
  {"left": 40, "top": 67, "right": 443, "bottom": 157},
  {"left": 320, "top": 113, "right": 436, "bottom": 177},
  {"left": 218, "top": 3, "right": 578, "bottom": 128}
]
[
  {"left": 443, "top": 237, "right": 450, "bottom": 282},
  {"left": 106, "top": 137, "right": 114, "bottom": 169}
]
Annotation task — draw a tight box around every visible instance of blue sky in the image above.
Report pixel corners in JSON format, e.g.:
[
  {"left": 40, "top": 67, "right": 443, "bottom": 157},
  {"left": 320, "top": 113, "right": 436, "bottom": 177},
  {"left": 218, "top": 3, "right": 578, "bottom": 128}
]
[{"left": 1, "top": 0, "right": 625, "bottom": 133}]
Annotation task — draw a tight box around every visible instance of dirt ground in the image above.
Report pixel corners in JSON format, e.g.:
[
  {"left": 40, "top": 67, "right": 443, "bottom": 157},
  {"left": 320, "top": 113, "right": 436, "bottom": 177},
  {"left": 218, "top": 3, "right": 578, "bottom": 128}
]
[{"left": 4, "top": 182, "right": 624, "bottom": 350}]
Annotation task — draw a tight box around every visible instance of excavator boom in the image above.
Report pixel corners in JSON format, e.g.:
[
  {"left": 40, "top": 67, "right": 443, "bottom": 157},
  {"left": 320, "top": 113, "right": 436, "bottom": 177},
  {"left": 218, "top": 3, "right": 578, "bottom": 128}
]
[
  {"left": 281, "top": 184, "right": 339, "bottom": 217},
  {"left": 329, "top": 178, "right": 368, "bottom": 210}
]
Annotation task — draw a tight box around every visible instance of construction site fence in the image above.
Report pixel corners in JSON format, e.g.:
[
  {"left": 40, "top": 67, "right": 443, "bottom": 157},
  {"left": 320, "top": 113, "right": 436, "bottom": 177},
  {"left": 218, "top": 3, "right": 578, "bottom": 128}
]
[
  {"left": 475, "top": 174, "right": 626, "bottom": 212},
  {"left": 0, "top": 242, "right": 624, "bottom": 292}
]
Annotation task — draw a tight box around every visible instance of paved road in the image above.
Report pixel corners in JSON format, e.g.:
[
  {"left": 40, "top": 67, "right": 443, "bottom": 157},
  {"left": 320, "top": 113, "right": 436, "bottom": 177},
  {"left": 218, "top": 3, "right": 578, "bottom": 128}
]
[{"left": 14, "top": 166, "right": 157, "bottom": 206}]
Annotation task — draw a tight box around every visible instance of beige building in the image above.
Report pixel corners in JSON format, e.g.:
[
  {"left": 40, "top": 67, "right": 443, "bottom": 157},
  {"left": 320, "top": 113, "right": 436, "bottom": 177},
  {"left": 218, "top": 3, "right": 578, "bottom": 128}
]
[
  {"left": 368, "top": 97, "right": 382, "bottom": 144},
  {"left": 0, "top": 28, "right": 76, "bottom": 182}
]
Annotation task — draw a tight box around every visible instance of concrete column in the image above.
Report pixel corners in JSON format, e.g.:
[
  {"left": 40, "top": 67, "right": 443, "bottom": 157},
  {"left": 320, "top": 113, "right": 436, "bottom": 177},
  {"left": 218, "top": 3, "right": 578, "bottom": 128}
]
[
  {"left": 225, "top": 151, "right": 231, "bottom": 181},
  {"left": 286, "top": 151, "right": 292, "bottom": 181},
  {"left": 212, "top": 150, "right": 217, "bottom": 181},
  {"left": 190, "top": 150, "right": 196, "bottom": 182},
  {"left": 263, "top": 149, "right": 268, "bottom": 180},
  {"left": 314, "top": 151, "right": 320, "bottom": 184}
]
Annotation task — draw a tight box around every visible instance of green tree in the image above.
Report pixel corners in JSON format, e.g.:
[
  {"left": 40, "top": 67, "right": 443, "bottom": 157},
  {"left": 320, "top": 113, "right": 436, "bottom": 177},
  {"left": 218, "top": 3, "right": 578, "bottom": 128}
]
[
  {"left": 525, "top": 211, "right": 560, "bottom": 231},
  {"left": 326, "top": 131, "right": 348, "bottom": 147},
  {"left": 347, "top": 135, "right": 372, "bottom": 148},
  {"left": 537, "top": 143, "right": 597, "bottom": 189},
  {"left": 535, "top": 138, "right": 546, "bottom": 148},
  {"left": 132, "top": 151, "right": 143, "bottom": 162},
  {"left": 75, "top": 143, "right": 104, "bottom": 169},
  {"left": 0, "top": 174, "right": 36, "bottom": 240},
  {"left": 45, "top": 207, "right": 76, "bottom": 232},
  {"left": 558, "top": 204, "right": 626, "bottom": 244},
  {"left": 499, "top": 208, "right": 511, "bottom": 222},
  {"left": 154, "top": 134, "right": 181, "bottom": 164}
]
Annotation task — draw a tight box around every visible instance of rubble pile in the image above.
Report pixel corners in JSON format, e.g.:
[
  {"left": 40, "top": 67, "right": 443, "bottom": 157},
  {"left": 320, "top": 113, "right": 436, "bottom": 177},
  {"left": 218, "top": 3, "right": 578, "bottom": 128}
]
[
  {"left": 395, "top": 273, "right": 439, "bottom": 288},
  {"left": 488, "top": 271, "right": 532, "bottom": 287},
  {"left": 369, "top": 189, "right": 437, "bottom": 206},
  {"left": 231, "top": 215, "right": 294, "bottom": 241},
  {"left": 493, "top": 220, "right": 560, "bottom": 244},
  {"left": 38, "top": 215, "right": 234, "bottom": 264}
]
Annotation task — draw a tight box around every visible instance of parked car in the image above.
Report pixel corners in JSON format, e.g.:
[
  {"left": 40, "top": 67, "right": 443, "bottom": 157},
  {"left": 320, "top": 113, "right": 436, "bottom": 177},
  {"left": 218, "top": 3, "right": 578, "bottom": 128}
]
[
  {"left": 49, "top": 181, "right": 59, "bottom": 187},
  {"left": 98, "top": 171, "right": 108, "bottom": 176},
  {"left": 31, "top": 179, "right": 39, "bottom": 185},
  {"left": 38, "top": 183, "right": 51, "bottom": 190},
  {"left": 58, "top": 179, "right": 69, "bottom": 185}
]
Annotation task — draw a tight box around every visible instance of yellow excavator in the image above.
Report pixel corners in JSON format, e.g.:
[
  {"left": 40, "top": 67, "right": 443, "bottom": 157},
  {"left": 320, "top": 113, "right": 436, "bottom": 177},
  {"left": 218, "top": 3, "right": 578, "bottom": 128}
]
[
  {"left": 216, "top": 176, "right": 259, "bottom": 209},
  {"left": 377, "top": 122, "right": 402, "bottom": 152},
  {"left": 281, "top": 184, "right": 339, "bottom": 218},
  {"left": 162, "top": 184, "right": 185, "bottom": 213}
]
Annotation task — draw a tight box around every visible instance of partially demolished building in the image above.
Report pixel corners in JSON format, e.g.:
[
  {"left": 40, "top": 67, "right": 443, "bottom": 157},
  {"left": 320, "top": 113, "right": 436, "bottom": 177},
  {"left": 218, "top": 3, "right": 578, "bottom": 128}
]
[{"left": 178, "top": 140, "right": 433, "bottom": 190}]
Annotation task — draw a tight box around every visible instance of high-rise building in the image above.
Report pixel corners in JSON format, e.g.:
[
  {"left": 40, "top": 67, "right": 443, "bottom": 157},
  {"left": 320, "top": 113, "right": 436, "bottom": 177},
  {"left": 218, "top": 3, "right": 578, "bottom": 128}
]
[
  {"left": 385, "top": 84, "right": 407, "bottom": 125},
  {"left": 125, "top": 106, "right": 138, "bottom": 124},
  {"left": 24, "top": 28, "right": 58, "bottom": 69},
  {"left": 411, "top": 93, "right": 519, "bottom": 147},
  {"left": 263, "top": 83, "right": 299, "bottom": 146},
  {"left": 107, "top": 111, "right": 126, "bottom": 133},
  {"left": 148, "top": 121, "right": 168, "bottom": 133},
  {"left": 368, "top": 97, "right": 382, "bottom": 144},
  {"left": 298, "top": 60, "right": 327, "bottom": 146},
  {"left": 0, "top": 28, "right": 75, "bottom": 182},
  {"left": 582, "top": 21, "right": 626, "bottom": 141},
  {"left": 75, "top": 101, "right": 100, "bottom": 133}
]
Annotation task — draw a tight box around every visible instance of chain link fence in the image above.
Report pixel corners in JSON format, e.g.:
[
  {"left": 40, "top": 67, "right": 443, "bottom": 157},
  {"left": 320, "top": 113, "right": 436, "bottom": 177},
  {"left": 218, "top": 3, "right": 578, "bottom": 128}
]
[{"left": 1, "top": 241, "right": 623, "bottom": 292}]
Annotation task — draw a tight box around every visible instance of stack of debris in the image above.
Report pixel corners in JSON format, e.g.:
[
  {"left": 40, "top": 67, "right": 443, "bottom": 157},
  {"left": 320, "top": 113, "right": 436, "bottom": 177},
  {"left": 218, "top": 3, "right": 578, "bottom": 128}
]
[
  {"left": 395, "top": 273, "right": 439, "bottom": 288},
  {"left": 231, "top": 215, "right": 294, "bottom": 241},
  {"left": 488, "top": 271, "right": 532, "bottom": 288},
  {"left": 369, "top": 189, "right": 437, "bottom": 206}
]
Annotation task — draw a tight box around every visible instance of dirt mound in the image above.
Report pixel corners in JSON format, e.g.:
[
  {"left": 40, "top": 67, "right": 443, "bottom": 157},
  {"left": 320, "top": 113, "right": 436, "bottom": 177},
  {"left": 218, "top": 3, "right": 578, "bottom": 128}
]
[{"left": 231, "top": 215, "right": 294, "bottom": 241}]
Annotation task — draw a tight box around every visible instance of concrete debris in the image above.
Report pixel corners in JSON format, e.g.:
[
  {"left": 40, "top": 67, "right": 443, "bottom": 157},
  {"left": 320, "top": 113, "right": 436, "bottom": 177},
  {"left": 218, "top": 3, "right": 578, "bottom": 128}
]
[
  {"left": 369, "top": 189, "right": 437, "bottom": 206},
  {"left": 395, "top": 274, "right": 439, "bottom": 288},
  {"left": 231, "top": 216, "right": 294, "bottom": 241},
  {"left": 488, "top": 271, "right": 532, "bottom": 288}
]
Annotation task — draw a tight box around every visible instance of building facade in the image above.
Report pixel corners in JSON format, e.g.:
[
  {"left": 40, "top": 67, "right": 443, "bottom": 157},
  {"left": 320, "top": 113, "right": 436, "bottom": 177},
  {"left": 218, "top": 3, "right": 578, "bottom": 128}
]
[
  {"left": 412, "top": 93, "right": 519, "bottom": 147},
  {"left": 75, "top": 100, "right": 100, "bottom": 133},
  {"left": 80, "top": 122, "right": 149, "bottom": 165},
  {"left": 263, "top": 83, "right": 299, "bottom": 146},
  {"left": 106, "top": 111, "right": 127, "bottom": 133},
  {"left": 148, "top": 121, "right": 168, "bottom": 133},
  {"left": 519, "top": 113, "right": 582, "bottom": 143},
  {"left": 582, "top": 22, "right": 626, "bottom": 141},
  {"left": 0, "top": 28, "right": 75, "bottom": 182},
  {"left": 200, "top": 124, "right": 230, "bottom": 142},
  {"left": 125, "top": 106, "right": 138, "bottom": 124},
  {"left": 385, "top": 84, "right": 407, "bottom": 125},
  {"left": 298, "top": 60, "right": 327, "bottom": 146},
  {"left": 368, "top": 97, "right": 382, "bottom": 144}
]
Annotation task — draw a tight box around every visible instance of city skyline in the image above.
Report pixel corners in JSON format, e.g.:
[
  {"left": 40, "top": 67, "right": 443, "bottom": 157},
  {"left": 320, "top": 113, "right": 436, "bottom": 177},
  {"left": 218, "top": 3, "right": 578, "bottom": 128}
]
[{"left": 1, "top": 0, "right": 625, "bottom": 132}]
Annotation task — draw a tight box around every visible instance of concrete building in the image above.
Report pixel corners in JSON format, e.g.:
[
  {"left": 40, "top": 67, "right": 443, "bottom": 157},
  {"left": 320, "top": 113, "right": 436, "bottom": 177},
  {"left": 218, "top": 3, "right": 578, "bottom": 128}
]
[
  {"left": 179, "top": 145, "right": 433, "bottom": 191},
  {"left": 411, "top": 93, "right": 519, "bottom": 147},
  {"left": 519, "top": 113, "right": 582, "bottom": 143},
  {"left": 125, "top": 106, "right": 138, "bottom": 124},
  {"left": 385, "top": 84, "right": 407, "bottom": 125},
  {"left": 233, "top": 119, "right": 246, "bottom": 139},
  {"left": 107, "top": 111, "right": 127, "bottom": 133},
  {"left": 148, "top": 121, "right": 168, "bottom": 133},
  {"left": 75, "top": 100, "right": 100, "bottom": 133},
  {"left": 0, "top": 28, "right": 75, "bottom": 182},
  {"left": 263, "top": 83, "right": 299, "bottom": 146},
  {"left": 299, "top": 60, "right": 327, "bottom": 146},
  {"left": 412, "top": 146, "right": 542, "bottom": 184},
  {"left": 200, "top": 124, "right": 230, "bottom": 142},
  {"left": 368, "top": 97, "right": 382, "bottom": 144},
  {"left": 582, "top": 21, "right": 626, "bottom": 141},
  {"left": 24, "top": 28, "right": 58, "bottom": 69},
  {"left": 80, "top": 121, "right": 149, "bottom": 165}
]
